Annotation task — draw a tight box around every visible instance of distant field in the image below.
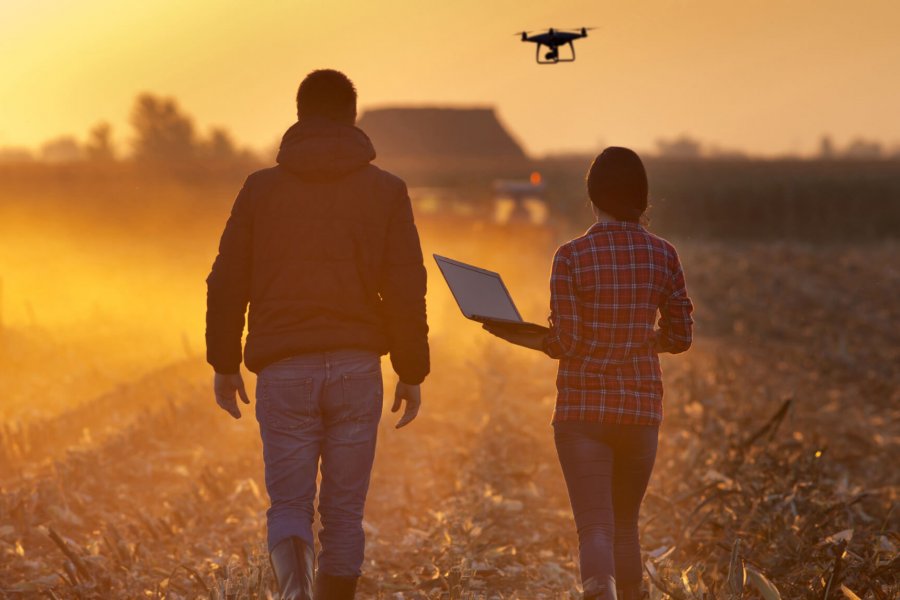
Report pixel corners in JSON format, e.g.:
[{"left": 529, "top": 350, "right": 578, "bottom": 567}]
[
  {"left": 537, "top": 157, "right": 900, "bottom": 241},
  {"left": 2, "top": 158, "right": 900, "bottom": 242},
  {"left": 0, "top": 181, "right": 897, "bottom": 598}
]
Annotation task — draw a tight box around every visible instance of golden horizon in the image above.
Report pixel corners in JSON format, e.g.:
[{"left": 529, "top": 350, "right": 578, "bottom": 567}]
[{"left": 1, "top": 0, "right": 899, "bottom": 157}]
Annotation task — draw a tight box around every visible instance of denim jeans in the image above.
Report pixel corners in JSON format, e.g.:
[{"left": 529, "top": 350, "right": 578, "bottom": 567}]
[
  {"left": 553, "top": 421, "right": 658, "bottom": 589},
  {"left": 255, "top": 349, "right": 383, "bottom": 578}
]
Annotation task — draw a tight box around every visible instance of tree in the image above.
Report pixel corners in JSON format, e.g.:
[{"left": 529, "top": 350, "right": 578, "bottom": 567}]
[
  {"left": 843, "top": 138, "right": 883, "bottom": 160},
  {"left": 656, "top": 135, "right": 703, "bottom": 159},
  {"left": 40, "top": 136, "right": 83, "bottom": 162},
  {"left": 819, "top": 135, "right": 835, "bottom": 159},
  {"left": 201, "top": 126, "right": 237, "bottom": 161},
  {"left": 130, "top": 93, "right": 197, "bottom": 162},
  {"left": 85, "top": 122, "right": 116, "bottom": 162},
  {"left": 0, "top": 147, "right": 34, "bottom": 163}
]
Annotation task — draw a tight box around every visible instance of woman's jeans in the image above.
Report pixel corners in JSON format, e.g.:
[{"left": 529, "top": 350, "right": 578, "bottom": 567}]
[
  {"left": 255, "top": 350, "right": 383, "bottom": 578},
  {"left": 553, "top": 421, "right": 659, "bottom": 589}
]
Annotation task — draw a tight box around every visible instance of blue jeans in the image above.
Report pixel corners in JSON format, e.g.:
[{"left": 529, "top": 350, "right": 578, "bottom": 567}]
[
  {"left": 553, "top": 422, "right": 658, "bottom": 589},
  {"left": 255, "top": 349, "right": 383, "bottom": 578}
]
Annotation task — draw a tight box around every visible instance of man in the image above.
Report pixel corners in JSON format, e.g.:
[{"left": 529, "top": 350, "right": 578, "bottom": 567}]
[{"left": 205, "top": 69, "right": 429, "bottom": 600}]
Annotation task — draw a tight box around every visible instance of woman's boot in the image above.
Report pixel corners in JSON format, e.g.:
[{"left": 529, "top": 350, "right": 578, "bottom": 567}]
[
  {"left": 583, "top": 575, "right": 618, "bottom": 599},
  {"left": 314, "top": 573, "right": 358, "bottom": 599},
  {"left": 269, "top": 536, "right": 314, "bottom": 600}
]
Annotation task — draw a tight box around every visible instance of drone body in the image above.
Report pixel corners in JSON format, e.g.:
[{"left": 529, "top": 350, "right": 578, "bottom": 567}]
[{"left": 518, "top": 27, "right": 593, "bottom": 64}]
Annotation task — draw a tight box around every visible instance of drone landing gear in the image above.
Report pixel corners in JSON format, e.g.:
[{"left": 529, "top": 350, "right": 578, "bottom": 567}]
[{"left": 535, "top": 41, "right": 576, "bottom": 64}]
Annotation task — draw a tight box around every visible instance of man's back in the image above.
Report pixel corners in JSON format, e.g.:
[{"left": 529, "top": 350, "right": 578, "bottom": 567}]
[
  {"left": 206, "top": 69, "right": 429, "bottom": 600},
  {"left": 205, "top": 116, "right": 430, "bottom": 385},
  {"left": 205, "top": 69, "right": 428, "bottom": 599}
]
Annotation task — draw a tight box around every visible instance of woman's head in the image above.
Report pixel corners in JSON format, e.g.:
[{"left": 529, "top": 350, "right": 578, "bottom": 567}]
[{"left": 586, "top": 147, "right": 648, "bottom": 222}]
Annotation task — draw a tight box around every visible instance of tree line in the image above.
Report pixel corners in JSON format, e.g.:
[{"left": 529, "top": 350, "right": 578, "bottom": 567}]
[{"left": 0, "top": 94, "right": 259, "bottom": 165}]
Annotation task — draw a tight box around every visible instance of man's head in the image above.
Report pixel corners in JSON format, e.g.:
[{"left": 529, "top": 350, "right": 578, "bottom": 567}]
[
  {"left": 296, "top": 69, "right": 357, "bottom": 125},
  {"left": 586, "top": 146, "right": 648, "bottom": 222}
]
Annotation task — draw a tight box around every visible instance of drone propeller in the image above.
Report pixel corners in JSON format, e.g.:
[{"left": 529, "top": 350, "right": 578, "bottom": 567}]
[
  {"left": 515, "top": 27, "right": 596, "bottom": 37},
  {"left": 547, "top": 27, "right": 597, "bottom": 36}
]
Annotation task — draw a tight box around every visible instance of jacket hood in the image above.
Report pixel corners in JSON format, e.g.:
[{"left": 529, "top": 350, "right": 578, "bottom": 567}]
[{"left": 276, "top": 117, "right": 376, "bottom": 179}]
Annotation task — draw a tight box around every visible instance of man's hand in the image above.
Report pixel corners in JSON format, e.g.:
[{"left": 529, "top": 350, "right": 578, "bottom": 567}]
[
  {"left": 482, "top": 323, "right": 548, "bottom": 353},
  {"left": 214, "top": 371, "right": 251, "bottom": 419},
  {"left": 391, "top": 381, "right": 421, "bottom": 429}
]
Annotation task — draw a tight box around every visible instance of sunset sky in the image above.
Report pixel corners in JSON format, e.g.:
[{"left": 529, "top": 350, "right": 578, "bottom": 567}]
[{"left": 1, "top": 0, "right": 898, "bottom": 157}]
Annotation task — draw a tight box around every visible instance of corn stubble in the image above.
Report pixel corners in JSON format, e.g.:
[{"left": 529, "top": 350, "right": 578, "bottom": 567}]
[{"left": 0, "top": 231, "right": 897, "bottom": 599}]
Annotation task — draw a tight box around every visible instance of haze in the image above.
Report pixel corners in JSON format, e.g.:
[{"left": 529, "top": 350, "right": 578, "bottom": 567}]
[{"left": 1, "top": 0, "right": 898, "bottom": 156}]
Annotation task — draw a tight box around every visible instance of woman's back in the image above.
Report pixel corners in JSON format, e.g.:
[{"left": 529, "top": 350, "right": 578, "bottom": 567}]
[{"left": 543, "top": 219, "right": 692, "bottom": 425}]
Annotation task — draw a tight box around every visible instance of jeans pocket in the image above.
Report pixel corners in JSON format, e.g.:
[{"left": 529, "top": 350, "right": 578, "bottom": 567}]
[
  {"left": 258, "top": 377, "right": 316, "bottom": 431},
  {"left": 339, "top": 369, "right": 383, "bottom": 423}
]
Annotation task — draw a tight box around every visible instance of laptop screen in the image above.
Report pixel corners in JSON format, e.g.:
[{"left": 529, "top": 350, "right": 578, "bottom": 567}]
[{"left": 434, "top": 255, "right": 522, "bottom": 322}]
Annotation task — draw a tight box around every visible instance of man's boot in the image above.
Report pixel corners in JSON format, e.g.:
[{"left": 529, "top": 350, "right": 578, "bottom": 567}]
[
  {"left": 269, "top": 536, "right": 314, "bottom": 600},
  {"left": 314, "top": 573, "right": 358, "bottom": 600},
  {"left": 583, "top": 575, "right": 618, "bottom": 599},
  {"left": 617, "top": 582, "right": 648, "bottom": 600}
]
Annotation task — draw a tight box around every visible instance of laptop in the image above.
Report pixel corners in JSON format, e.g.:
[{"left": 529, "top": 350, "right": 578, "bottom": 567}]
[{"left": 433, "top": 254, "right": 549, "bottom": 334}]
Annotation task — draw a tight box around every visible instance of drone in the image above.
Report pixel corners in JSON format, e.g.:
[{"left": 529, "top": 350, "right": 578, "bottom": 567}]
[{"left": 517, "top": 27, "right": 594, "bottom": 64}]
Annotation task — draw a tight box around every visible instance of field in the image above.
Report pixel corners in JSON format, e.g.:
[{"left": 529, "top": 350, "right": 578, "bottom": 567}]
[{"left": 0, "top": 172, "right": 898, "bottom": 599}]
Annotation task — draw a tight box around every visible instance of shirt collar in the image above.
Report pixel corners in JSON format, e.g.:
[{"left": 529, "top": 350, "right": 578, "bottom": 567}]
[{"left": 586, "top": 220, "right": 644, "bottom": 235}]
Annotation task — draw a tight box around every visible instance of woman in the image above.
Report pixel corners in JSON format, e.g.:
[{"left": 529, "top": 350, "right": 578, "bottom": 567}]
[{"left": 484, "top": 147, "right": 694, "bottom": 600}]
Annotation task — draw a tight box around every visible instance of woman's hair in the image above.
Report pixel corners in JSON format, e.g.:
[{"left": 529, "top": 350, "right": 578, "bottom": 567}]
[{"left": 586, "top": 147, "right": 648, "bottom": 222}]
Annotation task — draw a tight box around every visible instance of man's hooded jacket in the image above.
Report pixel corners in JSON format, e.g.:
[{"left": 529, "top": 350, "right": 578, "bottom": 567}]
[{"left": 205, "top": 117, "right": 430, "bottom": 385}]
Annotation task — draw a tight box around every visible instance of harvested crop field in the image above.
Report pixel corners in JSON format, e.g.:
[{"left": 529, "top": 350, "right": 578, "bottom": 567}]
[{"left": 0, "top": 218, "right": 897, "bottom": 599}]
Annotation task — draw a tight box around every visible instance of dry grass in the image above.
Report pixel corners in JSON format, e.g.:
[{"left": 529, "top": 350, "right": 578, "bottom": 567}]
[{"left": 0, "top": 208, "right": 897, "bottom": 598}]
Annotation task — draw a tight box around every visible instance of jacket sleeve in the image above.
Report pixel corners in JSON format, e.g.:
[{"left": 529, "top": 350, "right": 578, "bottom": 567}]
[
  {"left": 542, "top": 246, "right": 582, "bottom": 359},
  {"left": 654, "top": 249, "right": 694, "bottom": 354},
  {"left": 205, "top": 176, "right": 254, "bottom": 373},
  {"left": 379, "top": 183, "right": 430, "bottom": 385}
]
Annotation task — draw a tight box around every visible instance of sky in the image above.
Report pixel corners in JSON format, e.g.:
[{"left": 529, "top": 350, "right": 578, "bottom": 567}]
[{"left": 1, "top": 0, "right": 899, "bottom": 157}]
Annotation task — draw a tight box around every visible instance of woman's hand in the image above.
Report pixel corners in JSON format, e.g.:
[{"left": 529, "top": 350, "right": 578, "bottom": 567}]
[{"left": 482, "top": 323, "right": 547, "bottom": 353}]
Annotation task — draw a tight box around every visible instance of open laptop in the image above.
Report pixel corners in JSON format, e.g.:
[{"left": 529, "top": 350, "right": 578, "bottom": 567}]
[{"left": 433, "top": 254, "right": 549, "bottom": 334}]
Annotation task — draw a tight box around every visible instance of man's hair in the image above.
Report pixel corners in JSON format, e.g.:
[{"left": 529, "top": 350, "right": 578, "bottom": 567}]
[
  {"left": 296, "top": 69, "right": 357, "bottom": 124},
  {"left": 586, "top": 147, "right": 649, "bottom": 222}
]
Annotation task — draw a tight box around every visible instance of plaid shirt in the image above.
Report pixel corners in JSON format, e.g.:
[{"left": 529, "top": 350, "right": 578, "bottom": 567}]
[{"left": 542, "top": 221, "right": 693, "bottom": 425}]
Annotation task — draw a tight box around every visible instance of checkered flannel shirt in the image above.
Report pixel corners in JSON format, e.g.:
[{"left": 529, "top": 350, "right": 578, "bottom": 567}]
[{"left": 542, "top": 221, "right": 693, "bottom": 425}]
